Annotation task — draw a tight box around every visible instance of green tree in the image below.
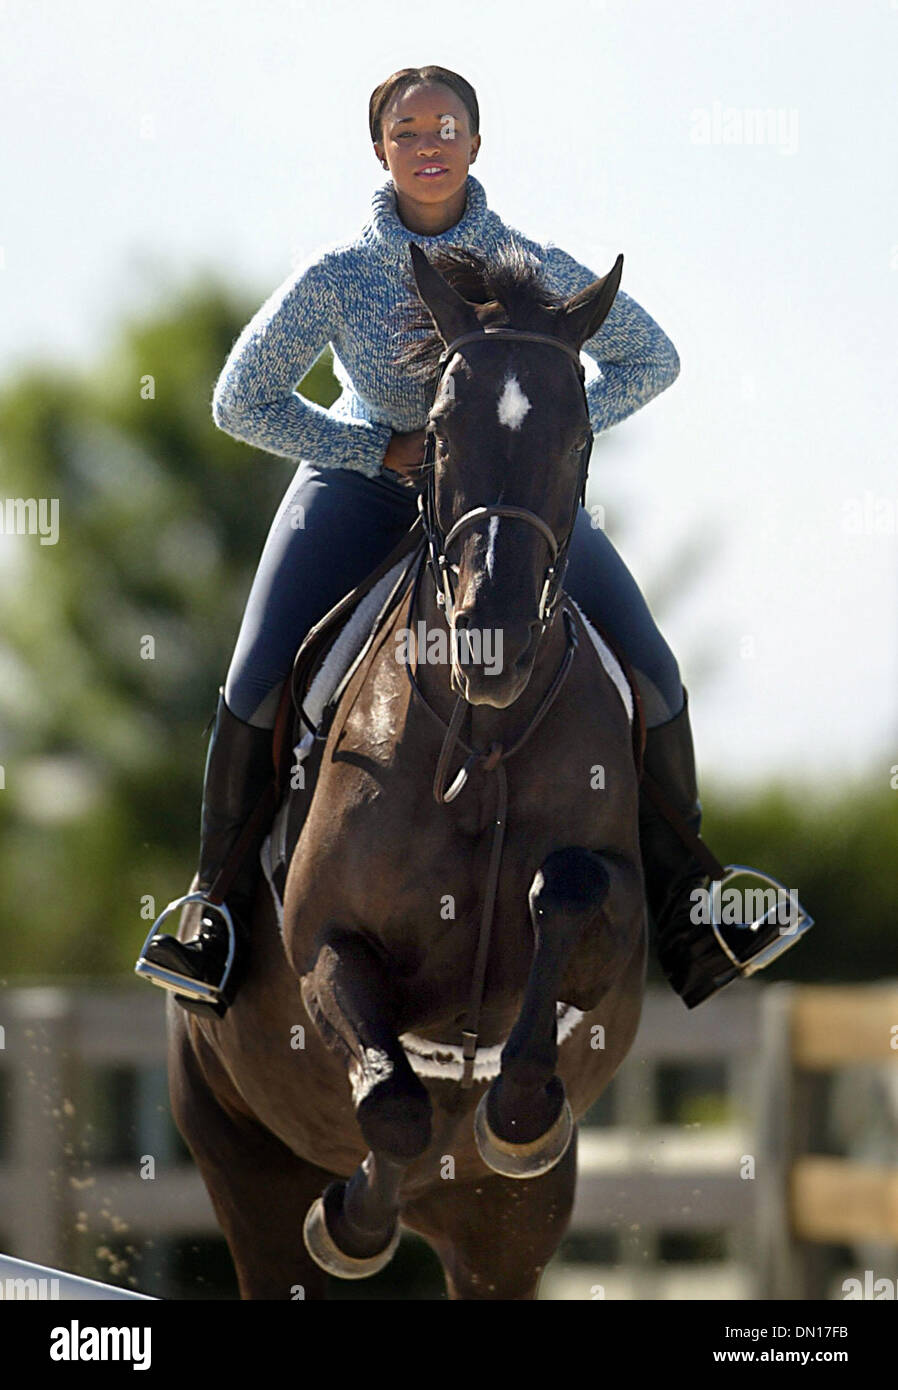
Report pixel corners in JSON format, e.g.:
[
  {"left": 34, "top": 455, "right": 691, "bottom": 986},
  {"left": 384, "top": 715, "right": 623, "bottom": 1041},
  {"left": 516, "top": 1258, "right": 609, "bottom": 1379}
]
[{"left": 0, "top": 278, "right": 338, "bottom": 977}]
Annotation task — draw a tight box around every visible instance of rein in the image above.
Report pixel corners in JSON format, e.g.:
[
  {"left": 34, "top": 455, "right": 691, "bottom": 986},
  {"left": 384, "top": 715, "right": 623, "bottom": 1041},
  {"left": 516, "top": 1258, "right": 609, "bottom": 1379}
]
[{"left": 406, "top": 323, "right": 593, "bottom": 1086}]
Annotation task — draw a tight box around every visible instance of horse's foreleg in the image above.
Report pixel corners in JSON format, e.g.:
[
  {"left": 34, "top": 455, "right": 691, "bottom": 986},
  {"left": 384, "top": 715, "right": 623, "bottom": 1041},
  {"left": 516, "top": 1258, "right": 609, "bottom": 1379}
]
[
  {"left": 300, "top": 928, "right": 432, "bottom": 1276},
  {"left": 476, "top": 847, "right": 612, "bottom": 1178}
]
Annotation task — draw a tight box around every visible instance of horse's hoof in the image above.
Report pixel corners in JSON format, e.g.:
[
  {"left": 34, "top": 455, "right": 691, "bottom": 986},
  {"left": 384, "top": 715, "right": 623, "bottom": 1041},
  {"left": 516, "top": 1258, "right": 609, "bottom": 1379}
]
[
  {"left": 474, "top": 1091, "right": 574, "bottom": 1179},
  {"left": 302, "top": 1194, "right": 401, "bottom": 1280}
]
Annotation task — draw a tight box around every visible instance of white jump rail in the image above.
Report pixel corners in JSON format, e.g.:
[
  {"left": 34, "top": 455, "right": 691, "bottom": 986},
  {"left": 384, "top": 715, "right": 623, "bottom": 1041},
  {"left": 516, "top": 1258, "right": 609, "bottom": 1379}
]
[{"left": 0, "top": 1253, "right": 155, "bottom": 1300}]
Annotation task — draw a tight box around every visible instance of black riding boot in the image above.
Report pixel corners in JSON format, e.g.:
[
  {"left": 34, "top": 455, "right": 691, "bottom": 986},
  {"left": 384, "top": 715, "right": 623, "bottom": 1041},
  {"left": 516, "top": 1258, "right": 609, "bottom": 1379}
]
[
  {"left": 638, "top": 690, "right": 810, "bottom": 1008},
  {"left": 141, "top": 690, "right": 274, "bottom": 1014}
]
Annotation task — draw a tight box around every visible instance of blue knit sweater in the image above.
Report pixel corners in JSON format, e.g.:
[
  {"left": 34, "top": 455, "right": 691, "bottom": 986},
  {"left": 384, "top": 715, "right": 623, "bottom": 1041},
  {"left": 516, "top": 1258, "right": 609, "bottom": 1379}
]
[{"left": 211, "top": 174, "right": 680, "bottom": 478}]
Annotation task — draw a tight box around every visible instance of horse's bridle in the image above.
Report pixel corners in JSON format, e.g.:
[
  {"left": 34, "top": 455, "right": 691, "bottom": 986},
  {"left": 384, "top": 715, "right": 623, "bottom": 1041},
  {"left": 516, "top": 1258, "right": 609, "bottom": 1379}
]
[{"left": 416, "top": 326, "right": 593, "bottom": 634}]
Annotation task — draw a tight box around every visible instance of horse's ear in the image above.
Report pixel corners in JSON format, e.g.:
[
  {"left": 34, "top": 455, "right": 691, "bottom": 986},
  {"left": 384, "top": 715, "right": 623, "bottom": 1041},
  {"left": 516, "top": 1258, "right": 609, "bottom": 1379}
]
[
  {"left": 558, "top": 253, "right": 624, "bottom": 349},
  {"left": 409, "top": 243, "right": 481, "bottom": 347}
]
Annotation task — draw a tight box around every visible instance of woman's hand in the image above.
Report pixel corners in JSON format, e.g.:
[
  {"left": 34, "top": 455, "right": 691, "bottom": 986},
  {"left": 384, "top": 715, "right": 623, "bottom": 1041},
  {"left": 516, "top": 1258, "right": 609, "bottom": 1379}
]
[{"left": 382, "top": 428, "right": 427, "bottom": 484}]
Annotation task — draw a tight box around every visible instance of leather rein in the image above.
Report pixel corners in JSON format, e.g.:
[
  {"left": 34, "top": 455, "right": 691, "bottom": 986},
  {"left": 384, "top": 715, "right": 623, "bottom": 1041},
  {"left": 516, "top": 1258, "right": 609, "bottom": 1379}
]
[{"left": 403, "top": 324, "right": 594, "bottom": 1086}]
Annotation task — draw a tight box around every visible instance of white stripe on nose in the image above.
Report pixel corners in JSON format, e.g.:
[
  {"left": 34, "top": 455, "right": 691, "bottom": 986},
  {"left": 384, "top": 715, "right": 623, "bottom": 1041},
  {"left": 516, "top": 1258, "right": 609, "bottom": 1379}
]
[
  {"left": 497, "top": 372, "right": 531, "bottom": 430},
  {"left": 485, "top": 515, "right": 500, "bottom": 578}
]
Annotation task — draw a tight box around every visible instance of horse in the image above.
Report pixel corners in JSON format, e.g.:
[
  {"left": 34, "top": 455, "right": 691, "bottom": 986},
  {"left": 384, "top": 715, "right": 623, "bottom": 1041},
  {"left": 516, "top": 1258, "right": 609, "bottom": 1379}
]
[{"left": 165, "top": 240, "right": 648, "bottom": 1300}]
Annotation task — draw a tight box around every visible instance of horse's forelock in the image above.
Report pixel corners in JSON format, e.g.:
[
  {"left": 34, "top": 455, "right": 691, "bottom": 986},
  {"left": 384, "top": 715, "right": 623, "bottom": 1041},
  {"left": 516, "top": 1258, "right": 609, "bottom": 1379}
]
[{"left": 393, "top": 244, "right": 563, "bottom": 383}]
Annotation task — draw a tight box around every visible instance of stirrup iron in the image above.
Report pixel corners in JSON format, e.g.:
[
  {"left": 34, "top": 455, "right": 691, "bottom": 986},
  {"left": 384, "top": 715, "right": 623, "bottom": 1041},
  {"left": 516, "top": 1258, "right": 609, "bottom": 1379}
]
[
  {"left": 703, "top": 864, "right": 814, "bottom": 976},
  {"left": 134, "top": 892, "right": 236, "bottom": 1005}
]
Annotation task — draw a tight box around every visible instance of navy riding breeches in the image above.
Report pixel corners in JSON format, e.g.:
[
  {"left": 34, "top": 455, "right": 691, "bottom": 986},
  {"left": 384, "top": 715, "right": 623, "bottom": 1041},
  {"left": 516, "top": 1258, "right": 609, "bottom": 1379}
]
[{"left": 224, "top": 461, "right": 683, "bottom": 731}]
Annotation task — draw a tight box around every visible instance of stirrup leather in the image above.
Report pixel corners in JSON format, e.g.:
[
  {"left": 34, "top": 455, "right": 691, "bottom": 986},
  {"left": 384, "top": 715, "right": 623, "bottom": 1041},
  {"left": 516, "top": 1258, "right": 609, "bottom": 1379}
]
[{"left": 134, "top": 893, "right": 236, "bottom": 1006}]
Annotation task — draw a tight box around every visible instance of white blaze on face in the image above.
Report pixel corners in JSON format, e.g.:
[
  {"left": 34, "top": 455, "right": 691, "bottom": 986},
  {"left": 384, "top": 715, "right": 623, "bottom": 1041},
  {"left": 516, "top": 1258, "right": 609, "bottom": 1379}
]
[
  {"left": 485, "top": 515, "right": 500, "bottom": 578},
  {"left": 496, "top": 371, "right": 531, "bottom": 430}
]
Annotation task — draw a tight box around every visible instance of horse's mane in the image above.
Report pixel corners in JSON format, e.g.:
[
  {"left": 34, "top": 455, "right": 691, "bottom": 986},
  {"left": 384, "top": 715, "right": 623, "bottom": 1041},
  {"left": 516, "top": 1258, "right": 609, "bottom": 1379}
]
[{"left": 393, "top": 242, "right": 564, "bottom": 385}]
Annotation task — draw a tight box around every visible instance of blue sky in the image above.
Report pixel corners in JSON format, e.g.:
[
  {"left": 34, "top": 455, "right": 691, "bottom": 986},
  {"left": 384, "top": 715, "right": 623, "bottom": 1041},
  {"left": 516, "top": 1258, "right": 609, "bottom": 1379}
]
[{"left": 1, "top": 0, "right": 896, "bottom": 791}]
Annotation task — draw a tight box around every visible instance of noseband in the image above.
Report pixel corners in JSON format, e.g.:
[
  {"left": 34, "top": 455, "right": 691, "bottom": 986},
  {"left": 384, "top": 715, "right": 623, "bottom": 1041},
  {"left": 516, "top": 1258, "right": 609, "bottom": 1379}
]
[{"left": 416, "top": 326, "right": 593, "bottom": 634}]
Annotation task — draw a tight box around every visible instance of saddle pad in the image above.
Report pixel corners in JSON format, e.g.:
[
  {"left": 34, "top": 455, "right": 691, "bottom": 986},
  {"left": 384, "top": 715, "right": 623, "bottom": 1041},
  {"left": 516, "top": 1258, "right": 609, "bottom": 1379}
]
[{"left": 565, "top": 598, "right": 634, "bottom": 724}]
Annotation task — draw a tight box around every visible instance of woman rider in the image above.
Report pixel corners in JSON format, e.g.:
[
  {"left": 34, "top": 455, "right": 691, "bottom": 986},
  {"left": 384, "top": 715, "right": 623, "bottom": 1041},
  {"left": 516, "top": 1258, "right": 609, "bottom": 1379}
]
[{"left": 139, "top": 65, "right": 810, "bottom": 1013}]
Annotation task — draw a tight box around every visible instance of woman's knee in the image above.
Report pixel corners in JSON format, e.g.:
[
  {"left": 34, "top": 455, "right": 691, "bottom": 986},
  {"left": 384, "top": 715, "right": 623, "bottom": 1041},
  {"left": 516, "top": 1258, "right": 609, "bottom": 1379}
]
[
  {"left": 224, "top": 661, "right": 284, "bottom": 729},
  {"left": 632, "top": 662, "right": 683, "bottom": 728}
]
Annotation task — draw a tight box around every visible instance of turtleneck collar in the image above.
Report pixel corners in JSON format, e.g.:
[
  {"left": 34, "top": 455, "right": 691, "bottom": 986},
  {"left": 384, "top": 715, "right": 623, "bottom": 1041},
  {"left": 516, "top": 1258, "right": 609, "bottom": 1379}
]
[{"left": 363, "top": 172, "right": 491, "bottom": 261}]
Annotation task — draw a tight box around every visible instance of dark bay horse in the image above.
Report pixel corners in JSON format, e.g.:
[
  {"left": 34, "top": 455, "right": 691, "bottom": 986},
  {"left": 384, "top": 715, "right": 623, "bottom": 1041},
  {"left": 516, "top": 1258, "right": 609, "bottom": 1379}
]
[{"left": 166, "top": 242, "right": 647, "bottom": 1299}]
